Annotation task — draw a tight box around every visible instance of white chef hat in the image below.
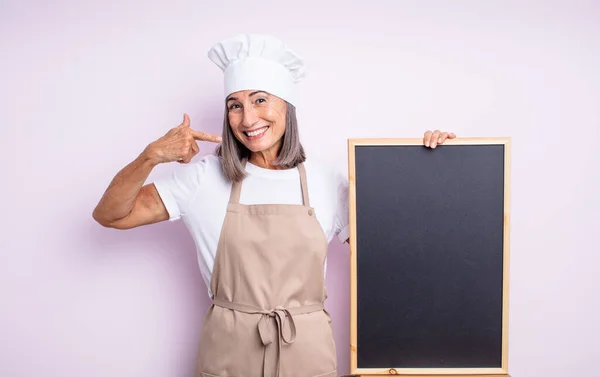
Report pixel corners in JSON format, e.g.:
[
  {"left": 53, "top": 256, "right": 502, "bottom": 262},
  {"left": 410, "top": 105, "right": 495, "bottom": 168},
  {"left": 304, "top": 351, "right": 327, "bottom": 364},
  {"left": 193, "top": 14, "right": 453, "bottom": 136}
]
[{"left": 207, "top": 33, "right": 306, "bottom": 106}]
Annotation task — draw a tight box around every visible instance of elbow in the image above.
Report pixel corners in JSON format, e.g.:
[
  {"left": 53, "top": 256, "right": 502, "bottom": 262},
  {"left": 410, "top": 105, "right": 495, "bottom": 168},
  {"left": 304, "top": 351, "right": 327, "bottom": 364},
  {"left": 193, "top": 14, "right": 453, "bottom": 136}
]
[
  {"left": 92, "top": 207, "right": 119, "bottom": 229},
  {"left": 92, "top": 207, "right": 111, "bottom": 228},
  {"left": 92, "top": 208, "right": 135, "bottom": 230}
]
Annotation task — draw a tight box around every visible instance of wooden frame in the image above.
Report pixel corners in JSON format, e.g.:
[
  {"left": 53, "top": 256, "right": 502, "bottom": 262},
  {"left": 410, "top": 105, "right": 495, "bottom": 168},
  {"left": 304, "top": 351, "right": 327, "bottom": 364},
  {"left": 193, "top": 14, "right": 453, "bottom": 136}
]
[{"left": 347, "top": 137, "right": 511, "bottom": 377}]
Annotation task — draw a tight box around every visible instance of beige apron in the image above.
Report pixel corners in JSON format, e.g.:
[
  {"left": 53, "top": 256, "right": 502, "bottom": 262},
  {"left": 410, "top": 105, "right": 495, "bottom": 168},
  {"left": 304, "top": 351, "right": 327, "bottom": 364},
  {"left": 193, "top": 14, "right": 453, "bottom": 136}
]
[{"left": 195, "top": 160, "right": 337, "bottom": 377}]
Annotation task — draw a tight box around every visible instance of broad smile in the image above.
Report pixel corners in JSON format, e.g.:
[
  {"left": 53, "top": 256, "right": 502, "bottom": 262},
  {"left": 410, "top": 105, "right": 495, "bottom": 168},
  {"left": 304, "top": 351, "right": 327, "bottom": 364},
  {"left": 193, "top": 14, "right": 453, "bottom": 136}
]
[{"left": 244, "top": 126, "right": 269, "bottom": 140}]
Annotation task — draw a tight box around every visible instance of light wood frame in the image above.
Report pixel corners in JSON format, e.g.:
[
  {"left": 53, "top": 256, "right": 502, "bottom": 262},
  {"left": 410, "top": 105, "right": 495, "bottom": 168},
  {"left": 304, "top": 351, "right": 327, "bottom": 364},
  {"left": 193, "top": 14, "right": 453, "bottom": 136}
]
[{"left": 347, "top": 137, "right": 511, "bottom": 377}]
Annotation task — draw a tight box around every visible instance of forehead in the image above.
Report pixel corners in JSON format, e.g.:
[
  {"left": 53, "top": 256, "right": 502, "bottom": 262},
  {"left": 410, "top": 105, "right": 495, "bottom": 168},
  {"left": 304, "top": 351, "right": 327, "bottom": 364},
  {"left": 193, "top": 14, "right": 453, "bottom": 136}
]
[
  {"left": 226, "top": 90, "right": 269, "bottom": 101},
  {"left": 225, "top": 89, "right": 283, "bottom": 101}
]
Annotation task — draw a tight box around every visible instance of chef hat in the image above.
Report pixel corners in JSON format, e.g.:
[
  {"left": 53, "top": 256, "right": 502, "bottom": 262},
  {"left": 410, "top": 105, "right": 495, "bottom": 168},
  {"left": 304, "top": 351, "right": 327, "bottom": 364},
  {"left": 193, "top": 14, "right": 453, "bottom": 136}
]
[{"left": 207, "top": 33, "right": 306, "bottom": 106}]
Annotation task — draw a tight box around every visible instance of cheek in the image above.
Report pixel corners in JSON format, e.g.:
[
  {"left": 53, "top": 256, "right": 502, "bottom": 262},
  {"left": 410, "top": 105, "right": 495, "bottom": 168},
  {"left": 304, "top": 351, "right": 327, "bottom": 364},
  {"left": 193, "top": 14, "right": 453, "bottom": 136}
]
[
  {"left": 272, "top": 103, "right": 286, "bottom": 118},
  {"left": 228, "top": 114, "right": 242, "bottom": 131},
  {"left": 264, "top": 105, "right": 286, "bottom": 131}
]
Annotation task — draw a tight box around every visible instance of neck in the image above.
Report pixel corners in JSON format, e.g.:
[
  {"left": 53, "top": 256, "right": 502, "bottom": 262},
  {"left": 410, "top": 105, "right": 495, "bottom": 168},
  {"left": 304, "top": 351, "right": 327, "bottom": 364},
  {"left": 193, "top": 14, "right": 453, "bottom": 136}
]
[
  {"left": 248, "top": 152, "right": 278, "bottom": 169},
  {"left": 248, "top": 144, "right": 284, "bottom": 170}
]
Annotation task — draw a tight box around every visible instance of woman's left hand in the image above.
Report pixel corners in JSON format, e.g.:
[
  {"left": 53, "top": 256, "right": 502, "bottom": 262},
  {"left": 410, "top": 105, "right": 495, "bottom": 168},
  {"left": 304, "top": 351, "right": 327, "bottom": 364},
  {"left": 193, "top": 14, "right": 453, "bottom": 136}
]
[{"left": 423, "top": 130, "right": 457, "bottom": 149}]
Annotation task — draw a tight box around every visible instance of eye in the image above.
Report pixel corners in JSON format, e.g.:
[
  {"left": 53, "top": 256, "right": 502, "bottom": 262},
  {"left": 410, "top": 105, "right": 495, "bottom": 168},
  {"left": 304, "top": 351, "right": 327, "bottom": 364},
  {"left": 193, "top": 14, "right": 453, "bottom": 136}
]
[
  {"left": 256, "top": 97, "right": 267, "bottom": 104},
  {"left": 228, "top": 103, "right": 241, "bottom": 110}
]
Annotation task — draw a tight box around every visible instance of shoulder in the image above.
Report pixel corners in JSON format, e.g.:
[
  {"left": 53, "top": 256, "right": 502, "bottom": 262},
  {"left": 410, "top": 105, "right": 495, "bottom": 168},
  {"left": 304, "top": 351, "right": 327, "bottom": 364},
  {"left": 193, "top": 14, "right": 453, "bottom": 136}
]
[
  {"left": 303, "top": 159, "right": 347, "bottom": 184},
  {"left": 302, "top": 159, "right": 348, "bottom": 197},
  {"left": 151, "top": 154, "right": 227, "bottom": 220},
  {"left": 182, "top": 154, "right": 225, "bottom": 179},
  {"left": 153, "top": 154, "right": 226, "bottom": 194},
  {"left": 197, "top": 154, "right": 224, "bottom": 173}
]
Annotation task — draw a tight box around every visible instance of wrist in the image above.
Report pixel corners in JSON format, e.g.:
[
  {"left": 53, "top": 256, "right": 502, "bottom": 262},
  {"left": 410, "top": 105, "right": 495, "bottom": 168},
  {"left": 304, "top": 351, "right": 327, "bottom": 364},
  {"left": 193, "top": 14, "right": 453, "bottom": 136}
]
[{"left": 140, "top": 146, "right": 161, "bottom": 167}]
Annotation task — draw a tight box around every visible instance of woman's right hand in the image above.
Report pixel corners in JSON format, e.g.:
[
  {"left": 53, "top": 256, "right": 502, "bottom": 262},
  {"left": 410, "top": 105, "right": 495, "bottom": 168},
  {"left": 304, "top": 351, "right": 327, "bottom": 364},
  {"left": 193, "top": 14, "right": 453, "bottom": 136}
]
[{"left": 144, "top": 113, "right": 222, "bottom": 164}]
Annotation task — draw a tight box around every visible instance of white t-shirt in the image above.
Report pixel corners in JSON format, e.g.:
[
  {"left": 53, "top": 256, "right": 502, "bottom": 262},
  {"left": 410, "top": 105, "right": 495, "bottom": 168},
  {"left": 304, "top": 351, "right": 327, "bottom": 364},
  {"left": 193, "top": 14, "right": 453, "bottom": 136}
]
[{"left": 152, "top": 154, "right": 350, "bottom": 297}]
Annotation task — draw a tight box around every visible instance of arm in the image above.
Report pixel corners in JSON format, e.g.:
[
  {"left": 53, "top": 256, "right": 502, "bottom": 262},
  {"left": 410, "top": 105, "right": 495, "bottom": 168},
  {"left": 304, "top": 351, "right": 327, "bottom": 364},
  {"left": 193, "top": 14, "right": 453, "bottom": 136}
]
[
  {"left": 92, "top": 153, "right": 168, "bottom": 229},
  {"left": 92, "top": 113, "right": 221, "bottom": 230}
]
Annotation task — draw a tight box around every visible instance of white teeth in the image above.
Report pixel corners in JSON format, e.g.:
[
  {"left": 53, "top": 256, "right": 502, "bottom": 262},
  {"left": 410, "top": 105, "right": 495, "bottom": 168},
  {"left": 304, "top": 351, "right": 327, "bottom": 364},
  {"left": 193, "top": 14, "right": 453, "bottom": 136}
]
[{"left": 247, "top": 127, "right": 268, "bottom": 137}]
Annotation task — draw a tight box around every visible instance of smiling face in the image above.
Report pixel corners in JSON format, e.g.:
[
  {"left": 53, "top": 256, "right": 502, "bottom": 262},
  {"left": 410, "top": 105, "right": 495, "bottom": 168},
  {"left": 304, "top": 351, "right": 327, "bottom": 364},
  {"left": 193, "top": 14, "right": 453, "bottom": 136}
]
[{"left": 226, "top": 90, "right": 287, "bottom": 156}]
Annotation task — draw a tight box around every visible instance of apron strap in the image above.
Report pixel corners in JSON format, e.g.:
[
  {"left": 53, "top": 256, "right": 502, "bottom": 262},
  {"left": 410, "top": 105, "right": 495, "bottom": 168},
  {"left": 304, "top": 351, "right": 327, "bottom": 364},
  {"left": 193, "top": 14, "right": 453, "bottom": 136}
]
[
  {"left": 297, "top": 162, "right": 310, "bottom": 207},
  {"left": 229, "top": 159, "right": 311, "bottom": 207},
  {"left": 228, "top": 159, "right": 247, "bottom": 204}
]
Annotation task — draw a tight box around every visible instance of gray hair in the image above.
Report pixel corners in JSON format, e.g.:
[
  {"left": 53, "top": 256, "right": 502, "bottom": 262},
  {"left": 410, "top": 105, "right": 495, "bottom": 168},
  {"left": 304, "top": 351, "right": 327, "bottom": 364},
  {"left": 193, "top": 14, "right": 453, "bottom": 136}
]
[{"left": 214, "top": 102, "right": 306, "bottom": 182}]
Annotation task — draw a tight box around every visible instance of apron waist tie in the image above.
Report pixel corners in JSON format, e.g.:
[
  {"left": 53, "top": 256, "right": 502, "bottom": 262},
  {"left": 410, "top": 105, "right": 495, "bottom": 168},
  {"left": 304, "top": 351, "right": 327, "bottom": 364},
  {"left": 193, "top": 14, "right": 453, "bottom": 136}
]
[{"left": 212, "top": 298, "right": 324, "bottom": 377}]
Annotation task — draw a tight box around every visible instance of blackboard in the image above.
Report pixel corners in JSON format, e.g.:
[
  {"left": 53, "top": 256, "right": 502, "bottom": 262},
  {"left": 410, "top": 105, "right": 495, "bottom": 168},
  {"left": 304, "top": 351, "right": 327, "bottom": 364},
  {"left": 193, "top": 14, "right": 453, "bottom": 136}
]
[{"left": 348, "top": 138, "right": 511, "bottom": 376}]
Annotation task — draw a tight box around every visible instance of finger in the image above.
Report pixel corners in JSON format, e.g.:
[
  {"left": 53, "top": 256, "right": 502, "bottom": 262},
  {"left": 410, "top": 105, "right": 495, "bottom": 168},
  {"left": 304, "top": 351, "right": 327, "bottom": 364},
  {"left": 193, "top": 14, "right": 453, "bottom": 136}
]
[
  {"left": 430, "top": 130, "right": 441, "bottom": 148},
  {"left": 448, "top": 132, "right": 457, "bottom": 139},
  {"left": 423, "top": 131, "right": 433, "bottom": 147},
  {"left": 178, "top": 153, "right": 192, "bottom": 164},
  {"left": 190, "top": 139, "right": 199, "bottom": 155},
  {"left": 437, "top": 132, "right": 449, "bottom": 145},
  {"left": 180, "top": 113, "right": 191, "bottom": 128},
  {"left": 176, "top": 141, "right": 191, "bottom": 162},
  {"left": 190, "top": 129, "right": 222, "bottom": 143},
  {"left": 178, "top": 138, "right": 198, "bottom": 163}
]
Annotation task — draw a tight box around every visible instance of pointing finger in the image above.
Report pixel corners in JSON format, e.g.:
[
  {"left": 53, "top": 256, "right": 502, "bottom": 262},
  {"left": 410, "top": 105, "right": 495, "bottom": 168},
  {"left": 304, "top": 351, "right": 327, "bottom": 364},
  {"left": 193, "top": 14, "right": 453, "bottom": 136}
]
[{"left": 190, "top": 129, "right": 222, "bottom": 143}]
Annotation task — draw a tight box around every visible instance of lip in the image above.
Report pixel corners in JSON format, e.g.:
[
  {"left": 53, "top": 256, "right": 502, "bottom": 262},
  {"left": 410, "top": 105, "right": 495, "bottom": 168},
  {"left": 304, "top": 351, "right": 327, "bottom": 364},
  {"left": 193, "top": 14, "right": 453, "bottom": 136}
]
[
  {"left": 244, "top": 126, "right": 269, "bottom": 134},
  {"left": 244, "top": 126, "right": 269, "bottom": 140}
]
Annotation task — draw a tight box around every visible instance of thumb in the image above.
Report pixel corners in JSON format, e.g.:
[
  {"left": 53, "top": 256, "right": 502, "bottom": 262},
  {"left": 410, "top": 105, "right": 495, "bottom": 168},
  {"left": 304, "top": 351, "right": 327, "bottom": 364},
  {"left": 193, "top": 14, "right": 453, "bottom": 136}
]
[{"left": 181, "top": 113, "right": 190, "bottom": 128}]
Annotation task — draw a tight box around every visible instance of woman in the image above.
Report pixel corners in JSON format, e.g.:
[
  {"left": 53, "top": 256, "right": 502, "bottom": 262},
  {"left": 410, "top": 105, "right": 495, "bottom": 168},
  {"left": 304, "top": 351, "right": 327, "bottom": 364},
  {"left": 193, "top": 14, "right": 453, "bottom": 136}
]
[{"left": 93, "top": 33, "right": 456, "bottom": 377}]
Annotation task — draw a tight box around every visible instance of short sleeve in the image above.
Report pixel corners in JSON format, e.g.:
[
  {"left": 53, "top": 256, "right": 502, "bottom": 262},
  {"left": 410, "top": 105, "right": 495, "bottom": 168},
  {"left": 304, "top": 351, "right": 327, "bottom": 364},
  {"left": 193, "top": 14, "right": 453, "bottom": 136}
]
[
  {"left": 152, "top": 160, "right": 205, "bottom": 221},
  {"left": 333, "top": 171, "right": 350, "bottom": 243}
]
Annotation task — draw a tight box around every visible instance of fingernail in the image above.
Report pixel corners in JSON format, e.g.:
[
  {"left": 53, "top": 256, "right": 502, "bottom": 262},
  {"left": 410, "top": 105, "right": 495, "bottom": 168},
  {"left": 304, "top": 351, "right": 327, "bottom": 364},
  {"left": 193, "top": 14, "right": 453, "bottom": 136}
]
[
  {"left": 425, "top": 142, "right": 430, "bottom": 147},
  {"left": 438, "top": 138, "right": 443, "bottom": 143},
  {"left": 217, "top": 136, "right": 223, "bottom": 142}
]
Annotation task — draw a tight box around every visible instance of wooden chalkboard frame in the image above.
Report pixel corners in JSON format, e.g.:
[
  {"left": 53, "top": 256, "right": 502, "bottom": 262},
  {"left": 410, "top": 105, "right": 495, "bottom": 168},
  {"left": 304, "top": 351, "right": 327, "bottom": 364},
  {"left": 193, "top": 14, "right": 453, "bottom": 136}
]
[{"left": 347, "top": 137, "right": 511, "bottom": 377}]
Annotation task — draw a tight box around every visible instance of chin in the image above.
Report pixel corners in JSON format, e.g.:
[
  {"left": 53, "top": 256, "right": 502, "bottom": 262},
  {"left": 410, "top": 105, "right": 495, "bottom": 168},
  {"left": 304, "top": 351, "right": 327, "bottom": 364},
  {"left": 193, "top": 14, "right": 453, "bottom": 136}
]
[
  {"left": 240, "top": 136, "right": 279, "bottom": 153},
  {"left": 245, "top": 141, "right": 274, "bottom": 153}
]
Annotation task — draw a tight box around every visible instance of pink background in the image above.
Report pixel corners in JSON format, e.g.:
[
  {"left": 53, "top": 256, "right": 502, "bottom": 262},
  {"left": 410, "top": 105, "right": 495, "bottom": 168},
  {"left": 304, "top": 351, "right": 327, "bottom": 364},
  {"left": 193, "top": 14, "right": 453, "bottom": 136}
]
[{"left": 1, "top": 1, "right": 599, "bottom": 376}]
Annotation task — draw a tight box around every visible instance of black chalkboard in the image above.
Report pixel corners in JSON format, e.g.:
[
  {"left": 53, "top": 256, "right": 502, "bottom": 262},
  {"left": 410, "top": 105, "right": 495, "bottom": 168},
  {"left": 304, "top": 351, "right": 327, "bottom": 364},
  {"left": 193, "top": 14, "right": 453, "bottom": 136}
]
[{"left": 348, "top": 138, "right": 510, "bottom": 376}]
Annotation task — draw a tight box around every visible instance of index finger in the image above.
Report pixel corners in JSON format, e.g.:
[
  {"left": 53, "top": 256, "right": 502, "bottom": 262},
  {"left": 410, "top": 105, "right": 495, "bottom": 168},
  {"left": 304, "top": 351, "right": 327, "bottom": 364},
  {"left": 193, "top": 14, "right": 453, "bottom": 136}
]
[{"left": 190, "top": 129, "right": 222, "bottom": 143}]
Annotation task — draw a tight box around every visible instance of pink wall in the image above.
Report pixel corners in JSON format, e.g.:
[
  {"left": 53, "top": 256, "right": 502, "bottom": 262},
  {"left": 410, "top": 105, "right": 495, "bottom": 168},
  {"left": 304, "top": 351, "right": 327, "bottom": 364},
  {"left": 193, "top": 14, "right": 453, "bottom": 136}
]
[{"left": 1, "top": 1, "right": 599, "bottom": 376}]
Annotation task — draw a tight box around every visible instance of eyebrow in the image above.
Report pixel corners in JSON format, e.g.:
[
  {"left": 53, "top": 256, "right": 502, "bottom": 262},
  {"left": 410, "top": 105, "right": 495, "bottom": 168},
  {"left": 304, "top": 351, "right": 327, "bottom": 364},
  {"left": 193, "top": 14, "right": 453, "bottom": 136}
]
[
  {"left": 226, "top": 91, "right": 268, "bottom": 103},
  {"left": 249, "top": 91, "right": 267, "bottom": 97}
]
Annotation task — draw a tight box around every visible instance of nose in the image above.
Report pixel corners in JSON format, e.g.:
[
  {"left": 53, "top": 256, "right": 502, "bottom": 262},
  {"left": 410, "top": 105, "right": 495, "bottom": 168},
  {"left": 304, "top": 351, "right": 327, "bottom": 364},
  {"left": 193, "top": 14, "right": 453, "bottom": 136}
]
[{"left": 241, "top": 106, "right": 260, "bottom": 128}]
